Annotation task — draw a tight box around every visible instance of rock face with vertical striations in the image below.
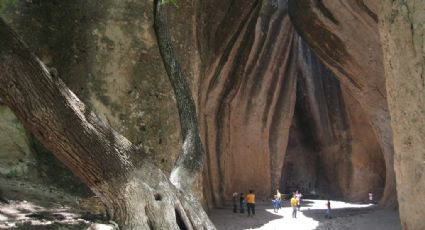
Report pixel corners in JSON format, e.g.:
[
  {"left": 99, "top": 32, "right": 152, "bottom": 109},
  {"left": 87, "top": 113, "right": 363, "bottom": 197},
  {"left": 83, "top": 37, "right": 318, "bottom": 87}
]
[
  {"left": 0, "top": 0, "right": 388, "bottom": 210},
  {"left": 287, "top": 0, "right": 396, "bottom": 206},
  {"left": 2, "top": 1, "right": 417, "bottom": 226},
  {"left": 283, "top": 40, "right": 385, "bottom": 200},
  {"left": 198, "top": 0, "right": 298, "bottom": 205},
  {"left": 197, "top": 0, "right": 387, "bottom": 207}
]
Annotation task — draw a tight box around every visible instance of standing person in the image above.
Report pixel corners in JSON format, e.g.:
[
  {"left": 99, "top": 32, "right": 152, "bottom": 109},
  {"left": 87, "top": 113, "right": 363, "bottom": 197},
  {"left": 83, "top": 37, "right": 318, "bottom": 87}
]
[
  {"left": 296, "top": 190, "right": 303, "bottom": 211},
  {"left": 232, "top": 192, "right": 238, "bottom": 213},
  {"left": 325, "top": 199, "right": 332, "bottom": 219},
  {"left": 239, "top": 193, "right": 245, "bottom": 214},
  {"left": 276, "top": 189, "right": 282, "bottom": 209},
  {"left": 368, "top": 192, "right": 373, "bottom": 203},
  {"left": 272, "top": 195, "right": 280, "bottom": 213},
  {"left": 246, "top": 190, "right": 256, "bottom": 217},
  {"left": 290, "top": 195, "right": 298, "bottom": 218}
]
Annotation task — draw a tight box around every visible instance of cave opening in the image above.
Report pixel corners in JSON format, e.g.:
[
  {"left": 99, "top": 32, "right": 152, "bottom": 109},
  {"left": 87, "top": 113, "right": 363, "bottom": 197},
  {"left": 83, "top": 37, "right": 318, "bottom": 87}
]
[
  {"left": 279, "top": 70, "right": 387, "bottom": 202},
  {"left": 280, "top": 102, "right": 319, "bottom": 197}
]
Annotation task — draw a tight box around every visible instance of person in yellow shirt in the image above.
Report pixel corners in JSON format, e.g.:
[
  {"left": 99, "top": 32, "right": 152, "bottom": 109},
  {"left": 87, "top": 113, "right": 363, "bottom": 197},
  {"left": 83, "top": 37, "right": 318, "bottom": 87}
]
[
  {"left": 290, "top": 195, "right": 298, "bottom": 218},
  {"left": 246, "top": 190, "right": 256, "bottom": 216}
]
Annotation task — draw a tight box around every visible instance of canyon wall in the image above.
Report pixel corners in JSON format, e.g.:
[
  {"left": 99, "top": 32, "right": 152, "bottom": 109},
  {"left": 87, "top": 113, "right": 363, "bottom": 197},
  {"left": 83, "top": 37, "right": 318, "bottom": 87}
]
[
  {"left": 0, "top": 0, "right": 406, "bottom": 222},
  {"left": 379, "top": 1, "right": 425, "bottom": 229},
  {"left": 287, "top": 0, "right": 396, "bottom": 206},
  {"left": 284, "top": 40, "right": 385, "bottom": 200},
  {"left": 198, "top": 0, "right": 386, "bottom": 207},
  {"left": 199, "top": 0, "right": 298, "bottom": 205}
]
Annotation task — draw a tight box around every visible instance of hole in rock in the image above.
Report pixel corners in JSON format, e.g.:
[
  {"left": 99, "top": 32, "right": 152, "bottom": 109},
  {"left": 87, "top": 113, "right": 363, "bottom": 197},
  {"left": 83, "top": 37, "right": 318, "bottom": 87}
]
[
  {"left": 154, "top": 193, "right": 162, "bottom": 201},
  {"left": 175, "top": 208, "right": 187, "bottom": 230}
]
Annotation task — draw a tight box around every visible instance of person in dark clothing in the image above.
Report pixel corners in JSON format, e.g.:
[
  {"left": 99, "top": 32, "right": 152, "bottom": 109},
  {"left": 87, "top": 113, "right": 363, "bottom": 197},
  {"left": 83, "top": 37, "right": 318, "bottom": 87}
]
[
  {"left": 232, "top": 192, "right": 238, "bottom": 213},
  {"left": 239, "top": 193, "right": 245, "bottom": 213},
  {"left": 325, "top": 199, "right": 332, "bottom": 219}
]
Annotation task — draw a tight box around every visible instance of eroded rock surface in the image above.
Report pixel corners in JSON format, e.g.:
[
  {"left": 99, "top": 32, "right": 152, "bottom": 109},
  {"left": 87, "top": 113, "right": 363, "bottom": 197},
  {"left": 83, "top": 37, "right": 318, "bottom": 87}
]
[
  {"left": 0, "top": 1, "right": 408, "bottom": 227},
  {"left": 379, "top": 1, "right": 425, "bottom": 229},
  {"left": 287, "top": 0, "right": 396, "bottom": 206},
  {"left": 199, "top": 0, "right": 297, "bottom": 205},
  {"left": 198, "top": 0, "right": 387, "bottom": 207},
  {"left": 283, "top": 41, "right": 385, "bottom": 200},
  {"left": 0, "top": 106, "right": 34, "bottom": 178}
]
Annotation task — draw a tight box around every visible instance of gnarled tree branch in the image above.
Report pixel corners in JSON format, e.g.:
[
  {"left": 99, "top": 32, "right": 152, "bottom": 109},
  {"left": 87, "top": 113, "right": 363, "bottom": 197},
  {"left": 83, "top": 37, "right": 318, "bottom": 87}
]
[
  {"left": 153, "top": 0, "right": 205, "bottom": 192},
  {"left": 0, "top": 17, "right": 216, "bottom": 229}
]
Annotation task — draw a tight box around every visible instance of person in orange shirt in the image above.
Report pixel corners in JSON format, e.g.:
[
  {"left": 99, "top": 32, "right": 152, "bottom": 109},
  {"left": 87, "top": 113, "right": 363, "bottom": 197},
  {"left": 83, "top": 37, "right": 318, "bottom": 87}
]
[{"left": 246, "top": 190, "right": 256, "bottom": 216}]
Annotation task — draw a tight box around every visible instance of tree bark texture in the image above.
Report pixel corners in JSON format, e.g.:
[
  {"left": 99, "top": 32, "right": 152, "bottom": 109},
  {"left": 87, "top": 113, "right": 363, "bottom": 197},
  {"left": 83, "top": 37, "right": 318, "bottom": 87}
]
[
  {"left": 153, "top": 0, "right": 205, "bottom": 194},
  {"left": 0, "top": 17, "right": 215, "bottom": 230}
]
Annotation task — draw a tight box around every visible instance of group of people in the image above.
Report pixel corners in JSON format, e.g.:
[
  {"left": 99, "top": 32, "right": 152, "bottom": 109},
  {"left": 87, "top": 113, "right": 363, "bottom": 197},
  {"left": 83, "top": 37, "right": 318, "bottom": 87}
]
[
  {"left": 233, "top": 189, "right": 335, "bottom": 220},
  {"left": 232, "top": 190, "right": 256, "bottom": 216},
  {"left": 233, "top": 189, "right": 305, "bottom": 218}
]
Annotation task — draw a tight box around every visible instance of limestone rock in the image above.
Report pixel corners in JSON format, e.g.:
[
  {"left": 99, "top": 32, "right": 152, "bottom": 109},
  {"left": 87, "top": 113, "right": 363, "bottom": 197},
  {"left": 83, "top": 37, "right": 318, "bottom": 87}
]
[
  {"left": 198, "top": 0, "right": 387, "bottom": 207},
  {"left": 287, "top": 0, "right": 396, "bottom": 206},
  {"left": 198, "top": 0, "right": 298, "bottom": 205},
  {"left": 283, "top": 40, "right": 385, "bottom": 200},
  {"left": 0, "top": 106, "right": 34, "bottom": 178},
  {"left": 379, "top": 1, "right": 425, "bottom": 229}
]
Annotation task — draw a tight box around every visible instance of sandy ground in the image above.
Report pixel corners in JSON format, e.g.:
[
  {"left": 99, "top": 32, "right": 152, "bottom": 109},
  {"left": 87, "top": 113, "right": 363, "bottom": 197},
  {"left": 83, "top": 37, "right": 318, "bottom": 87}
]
[{"left": 209, "top": 199, "right": 401, "bottom": 230}]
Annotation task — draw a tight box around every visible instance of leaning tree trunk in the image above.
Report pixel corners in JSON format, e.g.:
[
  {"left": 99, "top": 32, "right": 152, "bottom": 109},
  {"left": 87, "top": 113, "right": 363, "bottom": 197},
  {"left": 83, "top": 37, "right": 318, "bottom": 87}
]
[
  {"left": 153, "top": 0, "right": 205, "bottom": 194},
  {"left": 0, "top": 17, "right": 215, "bottom": 229}
]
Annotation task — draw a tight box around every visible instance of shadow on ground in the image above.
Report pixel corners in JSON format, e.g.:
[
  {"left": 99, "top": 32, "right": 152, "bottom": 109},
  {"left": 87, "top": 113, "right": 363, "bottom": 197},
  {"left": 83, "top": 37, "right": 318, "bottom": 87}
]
[
  {"left": 0, "top": 176, "right": 116, "bottom": 229},
  {"left": 208, "top": 204, "right": 285, "bottom": 230},
  {"left": 209, "top": 199, "right": 401, "bottom": 230}
]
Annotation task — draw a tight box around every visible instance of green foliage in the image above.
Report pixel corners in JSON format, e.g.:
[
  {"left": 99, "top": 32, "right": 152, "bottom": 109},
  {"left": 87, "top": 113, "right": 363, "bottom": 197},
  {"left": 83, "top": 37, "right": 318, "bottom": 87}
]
[
  {"left": 6, "top": 168, "right": 19, "bottom": 178},
  {"left": 161, "top": 0, "right": 178, "bottom": 7},
  {"left": 0, "top": 0, "right": 18, "bottom": 15}
]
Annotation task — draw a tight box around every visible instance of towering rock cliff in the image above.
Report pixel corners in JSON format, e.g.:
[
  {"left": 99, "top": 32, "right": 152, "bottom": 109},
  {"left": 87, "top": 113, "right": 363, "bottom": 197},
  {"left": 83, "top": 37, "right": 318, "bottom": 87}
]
[
  {"left": 287, "top": 0, "right": 396, "bottom": 206},
  {"left": 198, "top": 0, "right": 297, "bottom": 205},
  {"left": 198, "top": 0, "right": 386, "bottom": 207},
  {"left": 284, "top": 40, "right": 385, "bottom": 200},
  {"left": 379, "top": 1, "right": 425, "bottom": 229}
]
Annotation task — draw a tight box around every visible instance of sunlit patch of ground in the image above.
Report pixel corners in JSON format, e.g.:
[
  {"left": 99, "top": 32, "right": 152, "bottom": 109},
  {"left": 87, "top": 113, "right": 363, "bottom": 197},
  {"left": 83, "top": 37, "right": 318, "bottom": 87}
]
[
  {"left": 0, "top": 200, "right": 87, "bottom": 229},
  {"left": 209, "top": 199, "right": 401, "bottom": 230},
  {"left": 0, "top": 176, "right": 116, "bottom": 229},
  {"left": 0, "top": 199, "right": 119, "bottom": 229}
]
